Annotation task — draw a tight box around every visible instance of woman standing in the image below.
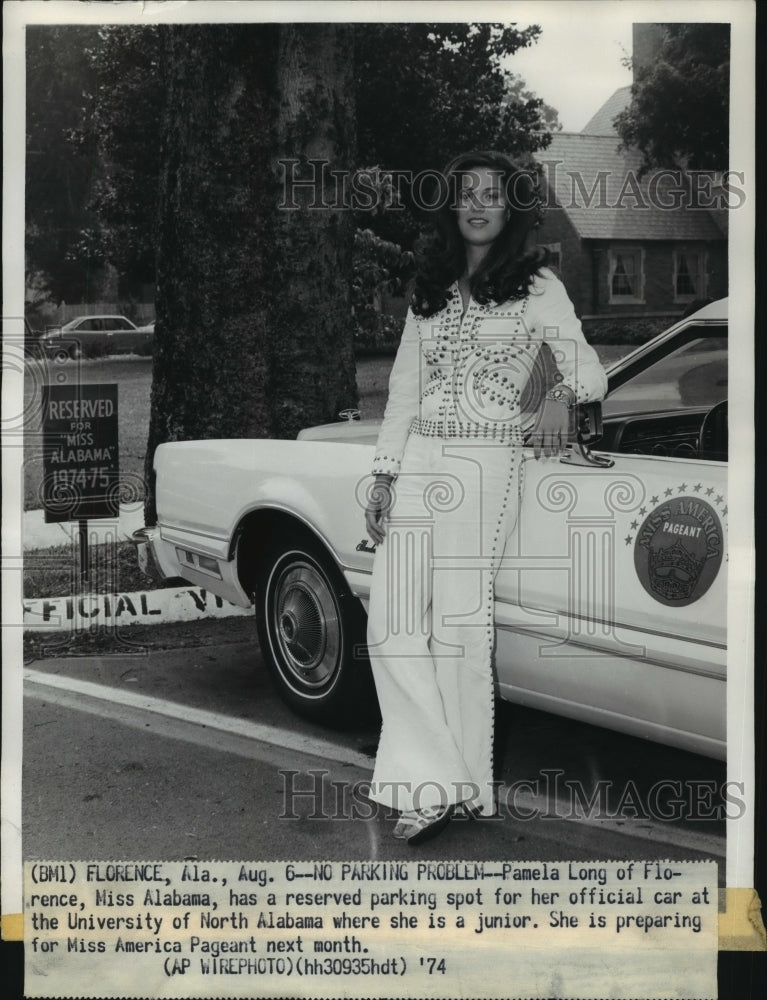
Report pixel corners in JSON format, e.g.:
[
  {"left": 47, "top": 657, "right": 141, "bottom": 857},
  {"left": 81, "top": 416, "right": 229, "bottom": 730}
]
[{"left": 364, "top": 151, "right": 607, "bottom": 845}]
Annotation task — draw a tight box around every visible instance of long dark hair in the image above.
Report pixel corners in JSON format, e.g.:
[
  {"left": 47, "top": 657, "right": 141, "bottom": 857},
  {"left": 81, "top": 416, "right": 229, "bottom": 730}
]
[{"left": 411, "top": 150, "right": 547, "bottom": 318}]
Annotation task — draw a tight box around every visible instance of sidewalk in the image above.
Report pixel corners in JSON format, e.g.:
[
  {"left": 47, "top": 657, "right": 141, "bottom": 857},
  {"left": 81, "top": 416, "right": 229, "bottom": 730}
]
[{"left": 23, "top": 504, "right": 146, "bottom": 550}]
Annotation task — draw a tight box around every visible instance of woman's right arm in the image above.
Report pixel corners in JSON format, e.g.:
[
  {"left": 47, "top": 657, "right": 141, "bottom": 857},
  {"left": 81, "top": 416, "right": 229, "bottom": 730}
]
[
  {"left": 365, "top": 474, "right": 395, "bottom": 544},
  {"left": 366, "top": 311, "right": 421, "bottom": 541},
  {"left": 371, "top": 310, "right": 421, "bottom": 478}
]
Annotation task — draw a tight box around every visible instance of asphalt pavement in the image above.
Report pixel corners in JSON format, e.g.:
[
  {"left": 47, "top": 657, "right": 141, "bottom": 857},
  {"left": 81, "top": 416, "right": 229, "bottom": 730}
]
[{"left": 22, "top": 628, "right": 727, "bottom": 874}]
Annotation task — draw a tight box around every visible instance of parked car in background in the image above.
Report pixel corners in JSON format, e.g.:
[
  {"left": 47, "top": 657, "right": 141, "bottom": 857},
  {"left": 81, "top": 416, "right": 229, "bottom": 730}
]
[
  {"left": 39, "top": 314, "right": 153, "bottom": 359},
  {"left": 135, "top": 300, "right": 729, "bottom": 759}
]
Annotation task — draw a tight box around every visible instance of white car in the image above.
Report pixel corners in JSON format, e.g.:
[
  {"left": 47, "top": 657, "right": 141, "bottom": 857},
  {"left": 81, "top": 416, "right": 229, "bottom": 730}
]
[
  {"left": 40, "top": 314, "right": 153, "bottom": 358},
  {"left": 135, "top": 300, "right": 728, "bottom": 759}
]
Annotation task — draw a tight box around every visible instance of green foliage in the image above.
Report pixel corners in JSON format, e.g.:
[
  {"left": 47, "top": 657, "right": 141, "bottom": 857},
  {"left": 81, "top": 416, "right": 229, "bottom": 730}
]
[
  {"left": 614, "top": 24, "right": 729, "bottom": 173},
  {"left": 503, "top": 72, "right": 561, "bottom": 134},
  {"left": 356, "top": 23, "right": 552, "bottom": 174},
  {"left": 583, "top": 316, "right": 672, "bottom": 345},
  {"left": 354, "top": 312, "right": 404, "bottom": 355},
  {"left": 26, "top": 25, "right": 102, "bottom": 302},
  {"left": 351, "top": 228, "right": 414, "bottom": 352},
  {"left": 25, "top": 24, "right": 166, "bottom": 303},
  {"left": 84, "top": 25, "right": 166, "bottom": 284}
]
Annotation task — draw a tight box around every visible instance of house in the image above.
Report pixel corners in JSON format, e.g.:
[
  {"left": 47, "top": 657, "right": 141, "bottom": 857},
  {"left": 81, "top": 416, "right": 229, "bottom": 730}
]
[
  {"left": 534, "top": 26, "right": 728, "bottom": 339},
  {"left": 534, "top": 130, "right": 727, "bottom": 337}
]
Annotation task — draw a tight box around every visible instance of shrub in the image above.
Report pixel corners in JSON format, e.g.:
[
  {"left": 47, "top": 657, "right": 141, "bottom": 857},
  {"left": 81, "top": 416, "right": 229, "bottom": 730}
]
[
  {"left": 352, "top": 228, "right": 413, "bottom": 355},
  {"left": 583, "top": 315, "right": 678, "bottom": 345}
]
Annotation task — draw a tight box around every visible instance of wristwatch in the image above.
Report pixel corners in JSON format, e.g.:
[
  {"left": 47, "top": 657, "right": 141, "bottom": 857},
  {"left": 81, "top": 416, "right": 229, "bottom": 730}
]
[{"left": 544, "top": 384, "right": 577, "bottom": 409}]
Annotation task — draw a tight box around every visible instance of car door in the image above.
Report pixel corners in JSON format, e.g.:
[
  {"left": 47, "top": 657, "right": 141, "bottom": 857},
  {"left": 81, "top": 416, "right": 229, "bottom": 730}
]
[
  {"left": 100, "top": 316, "right": 126, "bottom": 352},
  {"left": 68, "top": 317, "right": 100, "bottom": 354},
  {"left": 111, "top": 316, "right": 139, "bottom": 352},
  {"left": 493, "top": 327, "right": 728, "bottom": 757}
]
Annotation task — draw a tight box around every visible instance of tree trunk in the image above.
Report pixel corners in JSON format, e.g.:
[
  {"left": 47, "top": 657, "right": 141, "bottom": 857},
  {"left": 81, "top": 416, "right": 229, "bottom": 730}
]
[
  {"left": 270, "top": 24, "right": 358, "bottom": 439},
  {"left": 96, "top": 261, "right": 119, "bottom": 301},
  {"left": 144, "top": 23, "right": 358, "bottom": 522},
  {"left": 144, "top": 25, "right": 275, "bottom": 522}
]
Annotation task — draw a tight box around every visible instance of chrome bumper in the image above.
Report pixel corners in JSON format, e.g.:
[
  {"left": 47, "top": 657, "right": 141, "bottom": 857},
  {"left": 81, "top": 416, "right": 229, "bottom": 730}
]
[{"left": 131, "top": 526, "right": 165, "bottom": 584}]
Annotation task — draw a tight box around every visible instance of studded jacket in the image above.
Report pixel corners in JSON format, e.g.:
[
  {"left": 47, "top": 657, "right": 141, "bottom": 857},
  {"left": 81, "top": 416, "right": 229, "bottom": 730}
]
[{"left": 372, "top": 268, "right": 608, "bottom": 477}]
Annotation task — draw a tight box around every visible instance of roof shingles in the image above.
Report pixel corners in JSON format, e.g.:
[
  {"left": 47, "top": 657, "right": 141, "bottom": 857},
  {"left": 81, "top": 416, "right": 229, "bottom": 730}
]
[
  {"left": 580, "top": 86, "right": 631, "bottom": 136},
  {"left": 537, "top": 132, "right": 724, "bottom": 241}
]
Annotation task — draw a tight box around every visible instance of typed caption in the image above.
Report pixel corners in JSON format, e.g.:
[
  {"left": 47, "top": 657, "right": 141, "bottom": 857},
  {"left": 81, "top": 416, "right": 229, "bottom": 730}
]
[{"left": 25, "top": 859, "right": 717, "bottom": 998}]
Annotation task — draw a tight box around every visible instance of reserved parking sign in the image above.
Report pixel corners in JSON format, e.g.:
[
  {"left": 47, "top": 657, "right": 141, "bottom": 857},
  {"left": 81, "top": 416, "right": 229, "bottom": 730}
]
[{"left": 42, "top": 383, "right": 120, "bottom": 522}]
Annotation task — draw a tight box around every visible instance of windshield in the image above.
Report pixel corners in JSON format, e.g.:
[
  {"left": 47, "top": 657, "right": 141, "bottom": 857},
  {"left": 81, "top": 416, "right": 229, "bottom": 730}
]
[{"left": 603, "top": 335, "right": 727, "bottom": 417}]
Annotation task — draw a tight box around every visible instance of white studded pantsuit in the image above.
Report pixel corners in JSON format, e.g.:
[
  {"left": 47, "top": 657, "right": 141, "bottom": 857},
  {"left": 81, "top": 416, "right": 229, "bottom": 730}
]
[
  {"left": 366, "top": 433, "right": 523, "bottom": 817},
  {"left": 367, "top": 270, "right": 608, "bottom": 817}
]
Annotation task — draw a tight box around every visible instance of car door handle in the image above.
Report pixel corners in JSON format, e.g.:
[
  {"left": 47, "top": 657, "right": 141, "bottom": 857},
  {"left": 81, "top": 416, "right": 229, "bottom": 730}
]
[{"left": 560, "top": 440, "right": 614, "bottom": 468}]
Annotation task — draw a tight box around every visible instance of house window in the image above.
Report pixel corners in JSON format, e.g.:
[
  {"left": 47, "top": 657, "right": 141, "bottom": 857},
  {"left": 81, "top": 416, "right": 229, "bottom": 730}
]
[
  {"left": 608, "top": 248, "right": 644, "bottom": 304},
  {"left": 541, "top": 242, "right": 562, "bottom": 273},
  {"left": 673, "top": 249, "right": 707, "bottom": 302}
]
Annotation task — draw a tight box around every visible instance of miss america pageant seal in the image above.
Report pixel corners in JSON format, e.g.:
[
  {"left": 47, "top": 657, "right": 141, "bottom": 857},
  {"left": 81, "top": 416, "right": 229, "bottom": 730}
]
[{"left": 633, "top": 494, "right": 724, "bottom": 606}]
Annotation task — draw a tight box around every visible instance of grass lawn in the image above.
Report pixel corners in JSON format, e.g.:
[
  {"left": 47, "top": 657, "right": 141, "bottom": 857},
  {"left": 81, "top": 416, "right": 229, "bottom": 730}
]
[{"left": 23, "top": 541, "right": 158, "bottom": 599}]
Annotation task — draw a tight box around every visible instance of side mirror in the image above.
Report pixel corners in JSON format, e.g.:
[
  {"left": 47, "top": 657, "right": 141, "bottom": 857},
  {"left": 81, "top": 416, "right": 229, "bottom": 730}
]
[
  {"left": 576, "top": 401, "right": 604, "bottom": 444},
  {"left": 560, "top": 402, "right": 614, "bottom": 468}
]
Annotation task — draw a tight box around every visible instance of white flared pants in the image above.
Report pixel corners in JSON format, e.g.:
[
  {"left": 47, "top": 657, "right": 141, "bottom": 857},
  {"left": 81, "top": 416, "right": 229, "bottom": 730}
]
[{"left": 366, "top": 433, "right": 523, "bottom": 817}]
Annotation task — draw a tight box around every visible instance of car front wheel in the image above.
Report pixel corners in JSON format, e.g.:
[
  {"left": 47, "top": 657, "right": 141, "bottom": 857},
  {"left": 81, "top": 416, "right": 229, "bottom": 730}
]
[{"left": 254, "top": 539, "right": 375, "bottom": 726}]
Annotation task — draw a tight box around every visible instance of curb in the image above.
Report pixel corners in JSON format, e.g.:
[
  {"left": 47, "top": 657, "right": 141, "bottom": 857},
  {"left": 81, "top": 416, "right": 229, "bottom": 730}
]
[{"left": 23, "top": 584, "right": 252, "bottom": 633}]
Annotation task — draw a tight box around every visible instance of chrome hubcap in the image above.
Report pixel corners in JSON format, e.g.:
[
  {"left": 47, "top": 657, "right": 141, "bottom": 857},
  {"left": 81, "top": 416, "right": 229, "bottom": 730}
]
[{"left": 272, "top": 561, "right": 340, "bottom": 689}]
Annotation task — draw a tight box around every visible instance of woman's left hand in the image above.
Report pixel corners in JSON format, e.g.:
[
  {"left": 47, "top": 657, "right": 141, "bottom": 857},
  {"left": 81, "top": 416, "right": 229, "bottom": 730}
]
[{"left": 531, "top": 399, "right": 571, "bottom": 459}]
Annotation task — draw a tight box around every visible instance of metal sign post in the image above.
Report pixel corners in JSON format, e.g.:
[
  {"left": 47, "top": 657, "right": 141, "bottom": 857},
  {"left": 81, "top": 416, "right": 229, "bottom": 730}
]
[{"left": 78, "top": 518, "right": 89, "bottom": 585}]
